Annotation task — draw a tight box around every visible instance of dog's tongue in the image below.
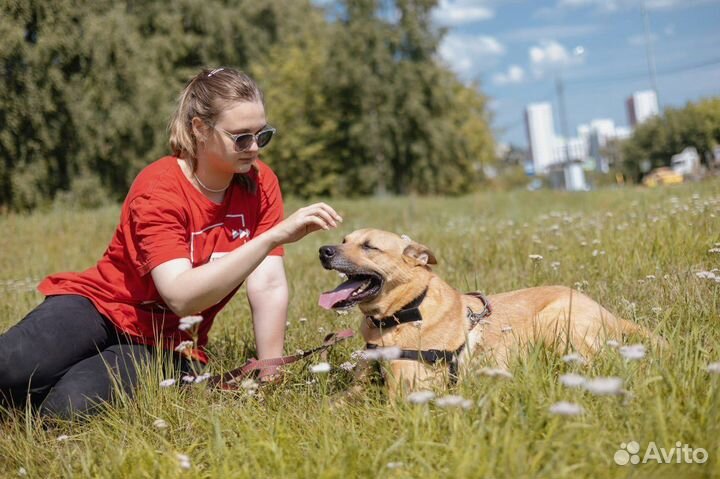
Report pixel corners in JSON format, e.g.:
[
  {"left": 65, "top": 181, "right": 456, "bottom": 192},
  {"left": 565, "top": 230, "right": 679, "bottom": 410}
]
[{"left": 318, "top": 279, "right": 363, "bottom": 310}]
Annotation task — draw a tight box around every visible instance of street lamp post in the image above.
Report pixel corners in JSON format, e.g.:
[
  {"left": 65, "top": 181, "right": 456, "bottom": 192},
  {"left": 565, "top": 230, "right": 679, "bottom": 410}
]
[{"left": 554, "top": 46, "right": 585, "bottom": 190}]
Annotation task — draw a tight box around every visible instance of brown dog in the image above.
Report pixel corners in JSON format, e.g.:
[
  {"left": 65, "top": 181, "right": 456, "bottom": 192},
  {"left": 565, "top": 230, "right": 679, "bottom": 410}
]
[{"left": 318, "top": 229, "right": 658, "bottom": 397}]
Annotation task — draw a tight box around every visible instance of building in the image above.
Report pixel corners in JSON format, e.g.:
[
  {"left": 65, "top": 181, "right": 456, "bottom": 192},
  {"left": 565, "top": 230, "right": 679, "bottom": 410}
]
[
  {"left": 524, "top": 102, "right": 556, "bottom": 174},
  {"left": 588, "top": 119, "right": 616, "bottom": 172},
  {"left": 626, "top": 90, "right": 659, "bottom": 127}
]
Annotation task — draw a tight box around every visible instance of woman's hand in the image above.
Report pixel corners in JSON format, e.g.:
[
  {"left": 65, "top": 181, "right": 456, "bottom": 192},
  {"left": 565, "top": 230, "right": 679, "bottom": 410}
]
[{"left": 268, "top": 203, "right": 343, "bottom": 246}]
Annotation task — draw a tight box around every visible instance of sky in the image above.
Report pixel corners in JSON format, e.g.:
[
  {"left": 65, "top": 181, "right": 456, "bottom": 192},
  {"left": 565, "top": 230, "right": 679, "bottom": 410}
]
[{"left": 432, "top": 0, "right": 720, "bottom": 148}]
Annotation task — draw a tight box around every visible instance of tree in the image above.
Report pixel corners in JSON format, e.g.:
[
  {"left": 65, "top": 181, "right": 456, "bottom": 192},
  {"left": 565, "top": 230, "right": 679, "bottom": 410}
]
[{"left": 621, "top": 98, "right": 720, "bottom": 181}]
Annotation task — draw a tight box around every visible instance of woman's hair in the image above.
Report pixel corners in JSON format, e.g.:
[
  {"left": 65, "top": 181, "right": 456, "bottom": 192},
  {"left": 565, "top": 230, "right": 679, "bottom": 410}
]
[{"left": 168, "top": 67, "right": 264, "bottom": 192}]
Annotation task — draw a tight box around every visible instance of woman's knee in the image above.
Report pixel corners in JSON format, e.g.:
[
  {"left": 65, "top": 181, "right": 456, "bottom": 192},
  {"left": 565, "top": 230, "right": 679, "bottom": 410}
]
[{"left": 38, "top": 385, "right": 104, "bottom": 420}]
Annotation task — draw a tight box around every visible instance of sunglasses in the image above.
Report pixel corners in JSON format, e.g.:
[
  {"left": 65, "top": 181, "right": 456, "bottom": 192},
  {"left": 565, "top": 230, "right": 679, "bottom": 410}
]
[{"left": 214, "top": 125, "right": 276, "bottom": 151}]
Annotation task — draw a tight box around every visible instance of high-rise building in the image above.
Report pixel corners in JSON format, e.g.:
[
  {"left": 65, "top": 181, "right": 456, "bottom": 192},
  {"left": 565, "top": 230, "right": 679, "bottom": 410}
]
[
  {"left": 524, "top": 102, "right": 556, "bottom": 174},
  {"left": 626, "top": 90, "right": 659, "bottom": 127}
]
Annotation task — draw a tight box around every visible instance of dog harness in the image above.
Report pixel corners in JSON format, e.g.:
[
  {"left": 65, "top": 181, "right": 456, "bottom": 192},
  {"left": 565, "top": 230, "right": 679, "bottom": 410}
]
[{"left": 364, "top": 289, "right": 492, "bottom": 383}]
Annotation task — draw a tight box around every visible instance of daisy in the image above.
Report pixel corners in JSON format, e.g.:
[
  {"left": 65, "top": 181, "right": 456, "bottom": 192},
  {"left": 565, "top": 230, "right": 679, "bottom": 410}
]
[
  {"left": 619, "top": 344, "right": 646, "bottom": 360},
  {"left": 153, "top": 419, "right": 168, "bottom": 429},
  {"left": 174, "top": 341, "right": 193, "bottom": 353},
  {"left": 363, "top": 346, "right": 402, "bottom": 361},
  {"left": 406, "top": 390, "right": 435, "bottom": 404},
  {"left": 583, "top": 377, "right": 623, "bottom": 396},
  {"left": 562, "top": 352, "right": 587, "bottom": 365},
  {"left": 339, "top": 362, "right": 356, "bottom": 371},
  {"left": 176, "top": 453, "right": 191, "bottom": 470},
  {"left": 159, "top": 379, "right": 176, "bottom": 388},
  {"left": 528, "top": 254, "right": 544, "bottom": 261},
  {"left": 435, "top": 395, "right": 473, "bottom": 409},
  {"left": 178, "top": 315, "right": 203, "bottom": 331},
  {"left": 559, "top": 373, "right": 586, "bottom": 388},
  {"left": 309, "top": 362, "right": 331, "bottom": 373},
  {"left": 549, "top": 401, "right": 584, "bottom": 416}
]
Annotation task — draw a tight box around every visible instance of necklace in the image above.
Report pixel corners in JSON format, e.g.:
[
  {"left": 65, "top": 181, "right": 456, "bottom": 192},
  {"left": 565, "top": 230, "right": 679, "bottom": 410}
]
[{"left": 193, "top": 173, "right": 231, "bottom": 193}]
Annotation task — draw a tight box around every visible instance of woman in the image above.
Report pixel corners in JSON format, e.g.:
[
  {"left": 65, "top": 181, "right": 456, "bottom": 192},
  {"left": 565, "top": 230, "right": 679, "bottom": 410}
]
[{"left": 0, "top": 67, "right": 342, "bottom": 419}]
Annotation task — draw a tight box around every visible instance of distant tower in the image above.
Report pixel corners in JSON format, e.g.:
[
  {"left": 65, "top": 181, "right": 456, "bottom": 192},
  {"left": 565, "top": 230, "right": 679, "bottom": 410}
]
[
  {"left": 626, "top": 90, "right": 659, "bottom": 127},
  {"left": 524, "top": 102, "right": 556, "bottom": 174}
]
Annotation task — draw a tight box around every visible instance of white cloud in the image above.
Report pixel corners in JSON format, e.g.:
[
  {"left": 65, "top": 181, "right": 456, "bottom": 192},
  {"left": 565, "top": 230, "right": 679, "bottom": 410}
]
[
  {"left": 492, "top": 65, "right": 526, "bottom": 85},
  {"left": 502, "top": 24, "right": 600, "bottom": 43},
  {"left": 433, "top": 0, "right": 494, "bottom": 26},
  {"left": 438, "top": 33, "right": 505, "bottom": 81},
  {"left": 528, "top": 40, "right": 584, "bottom": 78},
  {"left": 554, "top": 0, "right": 719, "bottom": 13}
]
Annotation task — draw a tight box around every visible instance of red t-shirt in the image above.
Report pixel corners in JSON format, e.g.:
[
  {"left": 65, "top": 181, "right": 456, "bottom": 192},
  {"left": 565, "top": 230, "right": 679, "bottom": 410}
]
[{"left": 38, "top": 156, "right": 284, "bottom": 363}]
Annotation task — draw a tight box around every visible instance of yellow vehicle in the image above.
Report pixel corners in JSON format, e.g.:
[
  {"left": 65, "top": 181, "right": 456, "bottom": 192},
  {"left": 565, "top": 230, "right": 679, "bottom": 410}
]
[{"left": 642, "top": 167, "right": 684, "bottom": 187}]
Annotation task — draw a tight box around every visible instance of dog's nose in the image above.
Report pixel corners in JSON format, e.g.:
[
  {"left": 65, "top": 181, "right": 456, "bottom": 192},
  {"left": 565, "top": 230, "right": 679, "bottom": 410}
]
[{"left": 319, "top": 245, "right": 336, "bottom": 260}]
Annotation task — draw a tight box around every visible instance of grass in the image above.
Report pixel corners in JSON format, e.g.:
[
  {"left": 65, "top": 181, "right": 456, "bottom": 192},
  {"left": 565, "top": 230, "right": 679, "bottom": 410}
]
[{"left": 1, "top": 180, "right": 719, "bottom": 478}]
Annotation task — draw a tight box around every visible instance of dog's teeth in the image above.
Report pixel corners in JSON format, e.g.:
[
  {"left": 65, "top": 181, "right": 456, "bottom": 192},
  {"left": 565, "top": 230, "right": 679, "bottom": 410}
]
[{"left": 338, "top": 272, "right": 348, "bottom": 280}]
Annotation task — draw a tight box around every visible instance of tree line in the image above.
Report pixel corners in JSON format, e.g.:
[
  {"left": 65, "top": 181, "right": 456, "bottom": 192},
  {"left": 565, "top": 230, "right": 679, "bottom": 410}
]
[{"left": 0, "top": 0, "right": 495, "bottom": 211}]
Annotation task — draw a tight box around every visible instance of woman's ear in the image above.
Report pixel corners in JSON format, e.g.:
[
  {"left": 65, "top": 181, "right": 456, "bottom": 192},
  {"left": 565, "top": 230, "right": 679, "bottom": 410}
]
[{"left": 191, "top": 117, "right": 209, "bottom": 144}]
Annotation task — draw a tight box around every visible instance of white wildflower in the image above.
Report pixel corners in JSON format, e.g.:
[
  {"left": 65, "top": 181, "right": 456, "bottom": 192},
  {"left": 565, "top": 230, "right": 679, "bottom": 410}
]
[
  {"left": 707, "top": 362, "right": 720, "bottom": 374},
  {"left": 696, "top": 271, "right": 719, "bottom": 281},
  {"left": 181, "top": 375, "right": 196, "bottom": 383},
  {"left": 528, "top": 254, "right": 543, "bottom": 261},
  {"left": 363, "top": 346, "right": 402, "bottom": 361},
  {"left": 562, "top": 352, "right": 587, "bottom": 365},
  {"left": 479, "top": 368, "right": 513, "bottom": 379},
  {"left": 645, "top": 274, "right": 656, "bottom": 280},
  {"left": 174, "top": 340, "right": 194, "bottom": 353},
  {"left": 18, "top": 467, "right": 27, "bottom": 477},
  {"left": 339, "top": 361, "right": 356, "bottom": 371},
  {"left": 583, "top": 376, "right": 623, "bottom": 396},
  {"left": 386, "top": 462, "right": 404, "bottom": 469},
  {"left": 551, "top": 261, "right": 561, "bottom": 270},
  {"left": 407, "top": 390, "right": 435, "bottom": 404},
  {"left": 549, "top": 401, "right": 584, "bottom": 416},
  {"left": 193, "top": 373, "right": 211, "bottom": 383},
  {"left": 56, "top": 435, "right": 69, "bottom": 442},
  {"left": 153, "top": 419, "right": 168, "bottom": 429},
  {"left": 178, "top": 315, "right": 203, "bottom": 331},
  {"left": 241, "top": 378, "right": 259, "bottom": 391},
  {"left": 559, "top": 373, "right": 586, "bottom": 388},
  {"left": 708, "top": 248, "right": 720, "bottom": 254},
  {"left": 310, "top": 362, "right": 331, "bottom": 373},
  {"left": 606, "top": 339, "right": 620, "bottom": 348},
  {"left": 159, "top": 379, "right": 176, "bottom": 388},
  {"left": 176, "top": 453, "right": 191, "bottom": 470},
  {"left": 435, "top": 395, "right": 473, "bottom": 409},
  {"left": 317, "top": 326, "right": 325, "bottom": 333},
  {"left": 619, "top": 344, "right": 646, "bottom": 360},
  {"left": 298, "top": 317, "right": 307, "bottom": 323},
  {"left": 651, "top": 307, "right": 662, "bottom": 315}
]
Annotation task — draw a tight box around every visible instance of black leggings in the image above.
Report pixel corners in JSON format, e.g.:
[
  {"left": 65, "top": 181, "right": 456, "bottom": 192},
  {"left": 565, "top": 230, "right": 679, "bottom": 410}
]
[{"left": 0, "top": 295, "right": 197, "bottom": 420}]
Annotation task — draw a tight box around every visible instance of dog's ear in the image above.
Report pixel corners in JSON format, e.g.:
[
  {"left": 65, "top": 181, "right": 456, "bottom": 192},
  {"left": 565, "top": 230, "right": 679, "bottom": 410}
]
[{"left": 402, "top": 242, "right": 437, "bottom": 266}]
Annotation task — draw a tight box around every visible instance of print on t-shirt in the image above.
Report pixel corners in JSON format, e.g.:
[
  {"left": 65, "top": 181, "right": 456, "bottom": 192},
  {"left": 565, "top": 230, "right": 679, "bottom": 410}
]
[{"left": 190, "top": 212, "right": 250, "bottom": 265}]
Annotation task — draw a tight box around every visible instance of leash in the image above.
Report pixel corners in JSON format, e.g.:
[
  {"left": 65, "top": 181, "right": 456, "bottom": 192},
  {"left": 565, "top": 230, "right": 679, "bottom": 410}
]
[{"left": 206, "top": 328, "right": 355, "bottom": 390}]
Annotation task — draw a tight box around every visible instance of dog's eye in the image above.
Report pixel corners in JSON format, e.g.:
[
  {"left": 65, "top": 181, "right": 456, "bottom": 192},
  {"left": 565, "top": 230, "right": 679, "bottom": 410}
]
[{"left": 362, "top": 241, "right": 379, "bottom": 251}]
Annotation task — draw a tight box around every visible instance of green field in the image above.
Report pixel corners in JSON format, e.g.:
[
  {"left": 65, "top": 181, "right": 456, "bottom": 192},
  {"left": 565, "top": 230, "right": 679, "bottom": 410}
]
[{"left": 1, "top": 181, "right": 719, "bottom": 478}]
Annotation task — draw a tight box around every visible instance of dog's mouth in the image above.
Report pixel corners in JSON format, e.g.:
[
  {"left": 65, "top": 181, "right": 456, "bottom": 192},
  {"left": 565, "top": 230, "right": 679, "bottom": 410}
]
[{"left": 318, "top": 272, "right": 384, "bottom": 310}]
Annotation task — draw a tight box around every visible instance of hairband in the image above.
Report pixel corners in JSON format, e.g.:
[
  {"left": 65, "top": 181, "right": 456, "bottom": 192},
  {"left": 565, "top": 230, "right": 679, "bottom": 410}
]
[{"left": 207, "top": 68, "right": 225, "bottom": 77}]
